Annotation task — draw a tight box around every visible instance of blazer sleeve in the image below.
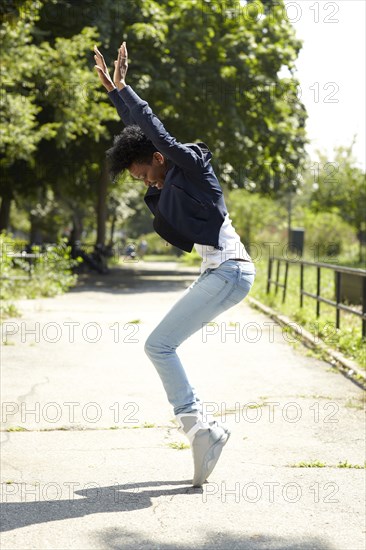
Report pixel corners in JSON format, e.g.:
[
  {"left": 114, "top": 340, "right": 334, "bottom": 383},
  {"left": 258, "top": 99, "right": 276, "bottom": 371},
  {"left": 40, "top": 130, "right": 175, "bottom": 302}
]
[
  {"left": 107, "top": 88, "right": 137, "bottom": 127},
  {"left": 116, "top": 85, "right": 204, "bottom": 173}
]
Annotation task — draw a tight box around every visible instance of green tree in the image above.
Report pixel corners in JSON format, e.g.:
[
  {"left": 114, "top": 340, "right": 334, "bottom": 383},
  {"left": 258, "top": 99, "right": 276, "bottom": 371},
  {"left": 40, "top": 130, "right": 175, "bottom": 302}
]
[
  {"left": 226, "top": 188, "right": 286, "bottom": 255},
  {"left": 0, "top": 1, "right": 118, "bottom": 241},
  {"left": 0, "top": 1, "right": 57, "bottom": 229},
  {"left": 3, "top": 0, "right": 309, "bottom": 243},
  {"left": 305, "top": 141, "right": 366, "bottom": 262},
  {"left": 37, "top": 0, "right": 308, "bottom": 195}
]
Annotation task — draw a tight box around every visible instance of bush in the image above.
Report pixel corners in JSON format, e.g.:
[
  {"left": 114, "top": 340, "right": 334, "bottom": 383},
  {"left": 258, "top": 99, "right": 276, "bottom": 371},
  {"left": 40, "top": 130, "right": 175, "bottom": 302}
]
[
  {"left": 179, "top": 247, "right": 201, "bottom": 266},
  {"left": 25, "top": 242, "right": 79, "bottom": 298},
  {"left": 227, "top": 189, "right": 287, "bottom": 253},
  {"left": 0, "top": 232, "right": 78, "bottom": 317},
  {"left": 137, "top": 232, "right": 175, "bottom": 255},
  {"left": 293, "top": 208, "right": 358, "bottom": 262}
]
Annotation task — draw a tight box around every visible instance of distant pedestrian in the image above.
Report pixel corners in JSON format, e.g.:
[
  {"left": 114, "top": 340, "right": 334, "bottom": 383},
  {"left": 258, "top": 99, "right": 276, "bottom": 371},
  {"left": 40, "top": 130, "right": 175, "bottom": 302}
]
[
  {"left": 124, "top": 243, "right": 137, "bottom": 261},
  {"left": 138, "top": 239, "right": 148, "bottom": 258}
]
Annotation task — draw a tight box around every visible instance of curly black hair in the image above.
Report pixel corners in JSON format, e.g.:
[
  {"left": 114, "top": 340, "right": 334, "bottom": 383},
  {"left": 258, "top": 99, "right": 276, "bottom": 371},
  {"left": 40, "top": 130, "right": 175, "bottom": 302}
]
[{"left": 106, "top": 125, "right": 158, "bottom": 179}]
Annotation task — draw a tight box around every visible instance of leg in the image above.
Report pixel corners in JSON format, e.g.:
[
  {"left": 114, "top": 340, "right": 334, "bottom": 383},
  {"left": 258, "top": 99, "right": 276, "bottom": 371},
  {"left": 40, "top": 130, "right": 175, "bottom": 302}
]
[{"left": 144, "top": 261, "right": 255, "bottom": 415}]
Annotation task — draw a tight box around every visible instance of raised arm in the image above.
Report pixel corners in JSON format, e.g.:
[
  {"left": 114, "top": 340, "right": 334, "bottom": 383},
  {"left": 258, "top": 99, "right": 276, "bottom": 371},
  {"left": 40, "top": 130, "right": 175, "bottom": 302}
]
[
  {"left": 107, "top": 87, "right": 137, "bottom": 127},
  {"left": 94, "top": 44, "right": 136, "bottom": 126},
  {"left": 112, "top": 42, "right": 205, "bottom": 173},
  {"left": 116, "top": 85, "right": 203, "bottom": 171}
]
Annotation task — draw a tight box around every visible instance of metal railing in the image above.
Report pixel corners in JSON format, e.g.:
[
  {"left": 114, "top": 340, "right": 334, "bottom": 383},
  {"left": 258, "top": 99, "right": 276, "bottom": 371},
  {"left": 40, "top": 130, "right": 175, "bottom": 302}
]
[
  {"left": 2, "top": 252, "right": 41, "bottom": 280},
  {"left": 1, "top": 242, "right": 113, "bottom": 279},
  {"left": 267, "top": 256, "right": 366, "bottom": 337}
]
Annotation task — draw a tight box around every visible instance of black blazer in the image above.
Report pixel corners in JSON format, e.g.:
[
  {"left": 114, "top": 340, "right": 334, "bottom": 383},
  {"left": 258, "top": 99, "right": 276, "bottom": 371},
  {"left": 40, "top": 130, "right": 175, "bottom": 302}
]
[{"left": 108, "top": 86, "right": 227, "bottom": 252}]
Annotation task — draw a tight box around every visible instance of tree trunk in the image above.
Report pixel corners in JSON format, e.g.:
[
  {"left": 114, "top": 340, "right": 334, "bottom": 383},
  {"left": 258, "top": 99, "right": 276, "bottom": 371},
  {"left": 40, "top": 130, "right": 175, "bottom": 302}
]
[
  {"left": 246, "top": 228, "right": 251, "bottom": 255},
  {"left": 30, "top": 215, "right": 43, "bottom": 244},
  {"left": 0, "top": 194, "right": 12, "bottom": 232},
  {"left": 71, "top": 211, "right": 83, "bottom": 243},
  {"left": 359, "top": 237, "right": 365, "bottom": 265},
  {"left": 96, "top": 160, "right": 109, "bottom": 245},
  {"left": 109, "top": 213, "right": 117, "bottom": 246}
]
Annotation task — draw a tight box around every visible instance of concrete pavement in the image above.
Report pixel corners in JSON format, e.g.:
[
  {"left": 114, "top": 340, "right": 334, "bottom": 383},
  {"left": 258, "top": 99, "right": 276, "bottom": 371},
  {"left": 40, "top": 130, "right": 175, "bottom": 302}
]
[{"left": 1, "top": 261, "right": 365, "bottom": 549}]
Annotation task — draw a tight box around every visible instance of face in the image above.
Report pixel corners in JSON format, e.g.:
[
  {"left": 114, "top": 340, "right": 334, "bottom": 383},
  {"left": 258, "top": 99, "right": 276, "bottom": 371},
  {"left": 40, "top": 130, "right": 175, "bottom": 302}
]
[{"left": 129, "top": 152, "right": 168, "bottom": 190}]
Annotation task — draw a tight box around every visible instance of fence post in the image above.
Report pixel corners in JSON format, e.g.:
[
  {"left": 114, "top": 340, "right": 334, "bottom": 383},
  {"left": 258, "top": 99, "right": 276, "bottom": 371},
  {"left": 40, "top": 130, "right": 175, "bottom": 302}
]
[
  {"left": 335, "top": 271, "right": 341, "bottom": 330},
  {"left": 362, "top": 276, "right": 365, "bottom": 338},
  {"left": 300, "top": 262, "right": 304, "bottom": 308},
  {"left": 316, "top": 266, "right": 321, "bottom": 318},
  {"left": 267, "top": 257, "right": 273, "bottom": 294},
  {"left": 283, "top": 261, "right": 289, "bottom": 303},
  {"left": 275, "top": 259, "right": 280, "bottom": 296},
  {"left": 29, "top": 255, "right": 35, "bottom": 279}
]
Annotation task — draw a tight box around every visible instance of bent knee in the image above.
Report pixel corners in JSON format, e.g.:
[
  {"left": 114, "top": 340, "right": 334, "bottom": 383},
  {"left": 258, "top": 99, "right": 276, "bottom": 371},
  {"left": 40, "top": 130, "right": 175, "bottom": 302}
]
[
  {"left": 144, "top": 334, "right": 174, "bottom": 357},
  {"left": 144, "top": 336, "right": 153, "bottom": 357},
  {"left": 144, "top": 334, "right": 160, "bottom": 357}
]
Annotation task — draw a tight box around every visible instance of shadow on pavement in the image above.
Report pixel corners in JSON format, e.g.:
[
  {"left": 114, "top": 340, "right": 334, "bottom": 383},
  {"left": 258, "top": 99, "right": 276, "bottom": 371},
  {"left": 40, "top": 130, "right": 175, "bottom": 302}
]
[
  {"left": 70, "top": 265, "right": 199, "bottom": 295},
  {"left": 0, "top": 480, "right": 198, "bottom": 533},
  {"left": 1, "top": 479, "right": 336, "bottom": 549},
  {"left": 97, "top": 528, "right": 336, "bottom": 550}
]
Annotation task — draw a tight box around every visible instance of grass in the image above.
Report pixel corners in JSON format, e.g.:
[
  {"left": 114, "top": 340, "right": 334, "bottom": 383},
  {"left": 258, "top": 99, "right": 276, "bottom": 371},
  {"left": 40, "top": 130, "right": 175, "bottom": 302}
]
[
  {"left": 250, "top": 255, "right": 365, "bottom": 368},
  {"left": 167, "top": 441, "right": 190, "bottom": 450},
  {"left": 0, "top": 237, "right": 78, "bottom": 320},
  {"left": 344, "top": 399, "right": 365, "bottom": 410},
  {"left": 131, "top": 422, "right": 156, "bottom": 429},
  {"left": 143, "top": 254, "right": 179, "bottom": 262},
  {"left": 290, "top": 460, "right": 365, "bottom": 469},
  {"left": 337, "top": 460, "right": 365, "bottom": 469},
  {"left": 290, "top": 460, "right": 327, "bottom": 468},
  {"left": 122, "top": 252, "right": 365, "bottom": 366}
]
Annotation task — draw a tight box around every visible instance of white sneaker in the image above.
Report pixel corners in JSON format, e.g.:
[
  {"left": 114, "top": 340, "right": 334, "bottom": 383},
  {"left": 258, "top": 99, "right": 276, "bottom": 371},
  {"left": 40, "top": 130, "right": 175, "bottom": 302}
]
[{"left": 176, "top": 412, "right": 231, "bottom": 487}]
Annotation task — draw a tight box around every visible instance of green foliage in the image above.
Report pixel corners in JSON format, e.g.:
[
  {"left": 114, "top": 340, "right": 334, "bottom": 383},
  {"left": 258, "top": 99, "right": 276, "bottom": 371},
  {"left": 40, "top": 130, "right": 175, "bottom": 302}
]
[
  {"left": 168, "top": 441, "right": 190, "bottom": 450},
  {"left": 250, "top": 256, "right": 365, "bottom": 367},
  {"left": 0, "top": 232, "right": 79, "bottom": 318},
  {"left": 0, "top": 1, "right": 57, "bottom": 165},
  {"left": 137, "top": 232, "right": 174, "bottom": 255},
  {"left": 36, "top": 0, "right": 308, "bottom": 194},
  {"left": 27, "top": 242, "right": 79, "bottom": 297},
  {"left": 293, "top": 208, "right": 358, "bottom": 260},
  {"left": 290, "top": 460, "right": 365, "bottom": 469},
  {"left": 2, "top": 0, "right": 310, "bottom": 246},
  {"left": 298, "top": 145, "right": 366, "bottom": 262},
  {"left": 308, "top": 144, "right": 366, "bottom": 231},
  {"left": 226, "top": 188, "right": 287, "bottom": 253},
  {"left": 290, "top": 461, "right": 327, "bottom": 468},
  {"left": 0, "top": 233, "right": 23, "bottom": 317},
  {"left": 180, "top": 247, "right": 202, "bottom": 266},
  {"left": 143, "top": 254, "right": 178, "bottom": 262},
  {"left": 0, "top": 1, "right": 120, "bottom": 243},
  {"left": 36, "top": 27, "right": 117, "bottom": 147},
  {"left": 109, "top": 173, "right": 153, "bottom": 240},
  {"left": 336, "top": 460, "right": 365, "bottom": 469}
]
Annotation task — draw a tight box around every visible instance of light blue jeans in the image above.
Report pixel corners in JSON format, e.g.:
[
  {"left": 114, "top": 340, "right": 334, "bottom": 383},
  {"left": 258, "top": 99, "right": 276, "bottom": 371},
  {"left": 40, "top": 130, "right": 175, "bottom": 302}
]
[{"left": 144, "top": 259, "right": 256, "bottom": 415}]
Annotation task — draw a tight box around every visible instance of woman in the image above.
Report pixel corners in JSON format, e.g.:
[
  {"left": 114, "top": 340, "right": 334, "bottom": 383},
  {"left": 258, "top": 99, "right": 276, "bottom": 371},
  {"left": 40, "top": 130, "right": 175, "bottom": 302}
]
[{"left": 94, "top": 41, "right": 256, "bottom": 487}]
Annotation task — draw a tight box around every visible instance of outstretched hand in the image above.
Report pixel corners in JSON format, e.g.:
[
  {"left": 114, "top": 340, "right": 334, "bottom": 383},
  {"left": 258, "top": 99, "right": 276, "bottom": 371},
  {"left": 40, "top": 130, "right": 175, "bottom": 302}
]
[
  {"left": 94, "top": 42, "right": 128, "bottom": 92},
  {"left": 113, "top": 42, "right": 128, "bottom": 90},
  {"left": 94, "top": 45, "right": 115, "bottom": 92}
]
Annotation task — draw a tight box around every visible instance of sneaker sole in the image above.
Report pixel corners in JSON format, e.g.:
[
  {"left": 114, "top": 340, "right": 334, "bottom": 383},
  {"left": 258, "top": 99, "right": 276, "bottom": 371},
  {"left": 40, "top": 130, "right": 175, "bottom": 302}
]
[{"left": 192, "top": 430, "right": 231, "bottom": 487}]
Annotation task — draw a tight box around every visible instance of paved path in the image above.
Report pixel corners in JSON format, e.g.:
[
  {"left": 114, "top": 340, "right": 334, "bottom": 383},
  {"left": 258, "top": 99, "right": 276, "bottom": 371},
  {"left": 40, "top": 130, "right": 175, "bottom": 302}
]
[{"left": 1, "top": 261, "right": 365, "bottom": 549}]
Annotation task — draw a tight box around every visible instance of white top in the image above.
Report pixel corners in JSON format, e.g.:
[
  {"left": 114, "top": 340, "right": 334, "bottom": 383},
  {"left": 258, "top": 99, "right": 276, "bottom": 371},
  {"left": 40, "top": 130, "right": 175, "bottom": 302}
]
[{"left": 194, "top": 213, "right": 252, "bottom": 273}]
